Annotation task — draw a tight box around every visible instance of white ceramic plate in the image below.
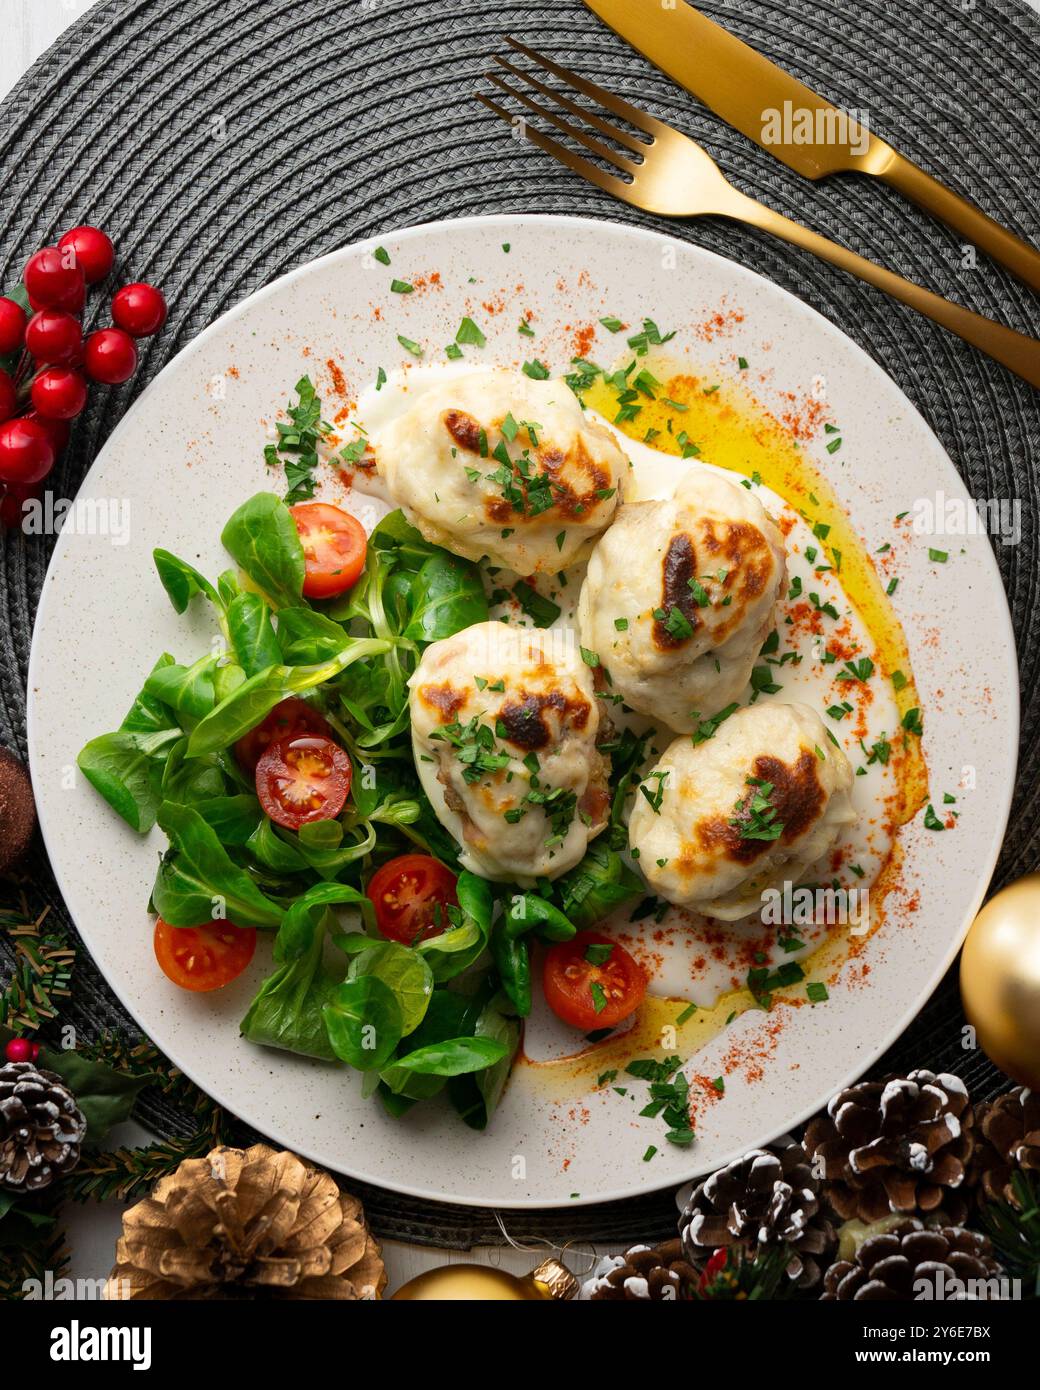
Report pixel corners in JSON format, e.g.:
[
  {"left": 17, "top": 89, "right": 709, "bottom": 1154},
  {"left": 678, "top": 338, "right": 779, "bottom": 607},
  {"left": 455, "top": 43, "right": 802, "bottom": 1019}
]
[{"left": 27, "top": 215, "right": 1018, "bottom": 1208}]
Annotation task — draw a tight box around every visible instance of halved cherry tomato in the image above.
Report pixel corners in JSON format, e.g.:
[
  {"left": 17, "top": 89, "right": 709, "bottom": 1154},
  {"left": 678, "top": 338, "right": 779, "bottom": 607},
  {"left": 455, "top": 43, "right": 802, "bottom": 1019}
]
[
  {"left": 367, "top": 854, "right": 458, "bottom": 945},
  {"left": 234, "top": 696, "right": 332, "bottom": 773},
  {"left": 543, "top": 931, "right": 646, "bottom": 1031},
  {"left": 290, "top": 501, "right": 367, "bottom": 599},
  {"left": 255, "top": 733, "right": 351, "bottom": 830},
  {"left": 153, "top": 917, "right": 256, "bottom": 992}
]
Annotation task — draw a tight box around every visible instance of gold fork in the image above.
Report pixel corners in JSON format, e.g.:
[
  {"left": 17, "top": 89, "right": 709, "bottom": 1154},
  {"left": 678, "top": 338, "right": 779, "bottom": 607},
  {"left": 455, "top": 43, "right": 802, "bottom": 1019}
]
[{"left": 478, "top": 40, "right": 1040, "bottom": 391}]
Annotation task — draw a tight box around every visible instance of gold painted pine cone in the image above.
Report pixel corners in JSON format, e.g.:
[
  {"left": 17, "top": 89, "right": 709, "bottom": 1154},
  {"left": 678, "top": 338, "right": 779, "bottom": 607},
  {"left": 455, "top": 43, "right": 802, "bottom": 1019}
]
[
  {"left": 107, "top": 1143, "right": 386, "bottom": 1300},
  {"left": 821, "top": 1220, "right": 1005, "bottom": 1300},
  {"left": 803, "top": 1071, "right": 973, "bottom": 1225},
  {"left": 971, "top": 1087, "right": 1040, "bottom": 1207}
]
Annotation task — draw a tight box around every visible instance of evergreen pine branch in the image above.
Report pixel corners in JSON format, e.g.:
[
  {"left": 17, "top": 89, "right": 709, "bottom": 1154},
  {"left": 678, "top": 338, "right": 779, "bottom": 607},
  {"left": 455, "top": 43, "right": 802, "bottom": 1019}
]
[
  {"left": 80, "top": 1033, "right": 222, "bottom": 1120},
  {"left": 0, "top": 1188, "right": 70, "bottom": 1301},
  {"left": 981, "top": 1171, "right": 1040, "bottom": 1296},
  {"left": 0, "top": 902, "right": 75, "bottom": 1033},
  {"left": 65, "top": 1128, "right": 218, "bottom": 1205}
]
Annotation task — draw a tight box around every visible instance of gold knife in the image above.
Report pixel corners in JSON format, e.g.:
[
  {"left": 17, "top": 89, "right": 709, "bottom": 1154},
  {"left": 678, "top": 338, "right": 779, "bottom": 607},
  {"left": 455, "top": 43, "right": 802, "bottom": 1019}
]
[{"left": 584, "top": 0, "right": 1040, "bottom": 292}]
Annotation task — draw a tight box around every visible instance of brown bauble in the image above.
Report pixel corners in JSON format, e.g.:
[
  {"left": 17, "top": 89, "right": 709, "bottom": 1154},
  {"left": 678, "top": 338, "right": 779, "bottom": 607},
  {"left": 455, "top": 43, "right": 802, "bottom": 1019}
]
[
  {"left": 961, "top": 874, "right": 1040, "bottom": 1090},
  {"left": 0, "top": 747, "right": 35, "bottom": 875}
]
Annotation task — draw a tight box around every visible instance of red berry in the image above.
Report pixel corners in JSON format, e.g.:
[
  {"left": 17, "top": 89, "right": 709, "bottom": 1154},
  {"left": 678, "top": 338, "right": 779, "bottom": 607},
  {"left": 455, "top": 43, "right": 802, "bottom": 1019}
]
[
  {"left": 0, "top": 368, "right": 16, "bottom": 423},
  {"left": 24, "top": 247, "right": 86, "bottom": 313},
  {"left": 31, "top": 367, "right": 87, "bottom": 421},
  {"left": 4, "top": 1037, "right": 36, "bottom": 1063},
  {"left": 58, "top": 224, "right": 114, "bottom": 284},
  {"left": 84, "top": 327, "right": 137, "bottom": 384},
  {"left": 24, "top": 409, "right": 70, "bottom": 455},
  {"left": 0, "top": 296, "right": 27, "bottom": 355},
  {"left": 25, "top": 309, "right": 82, "bottom": 365},
  {"left": 0, "top": 481, "right": 37, "bottom": 529},
  {"left": 0, "top": 417, "right": 55, "bottom": 485},
  {"left": 112, "top": 282, "right": 167, "bottom": 338}
]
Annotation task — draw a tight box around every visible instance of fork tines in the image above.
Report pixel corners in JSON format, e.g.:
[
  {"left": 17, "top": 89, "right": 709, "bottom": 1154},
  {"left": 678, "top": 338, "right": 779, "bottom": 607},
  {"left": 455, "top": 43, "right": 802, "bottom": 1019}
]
[{"left": 477, "top": 38, "right": 657, "bottom": 198}]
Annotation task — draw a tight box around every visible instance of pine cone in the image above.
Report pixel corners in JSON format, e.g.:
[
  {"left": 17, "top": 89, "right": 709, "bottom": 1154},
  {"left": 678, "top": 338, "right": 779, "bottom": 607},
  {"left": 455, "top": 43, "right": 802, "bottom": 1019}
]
[
  {"left": 107, "top": 1143, "right": 386, "bottom": 1300},
  {"left": 822, "top": 1219, "right": 1006, "bottom": 1300},
  {"left": 581, "top": 1239, "right": 696, "bottom": 1300},
  {"left": 0, "top": 1061, "right": 86, "bottom": 1193},
  {"left": 679, "top": 1136, "right": 835, "bottom": 1288},
  {"left": 971, "top": 1087, "right": 1040, "bottom": 1208},
  {"left": 804, "top": 1071, "right": 973, "bottom": 1224}
]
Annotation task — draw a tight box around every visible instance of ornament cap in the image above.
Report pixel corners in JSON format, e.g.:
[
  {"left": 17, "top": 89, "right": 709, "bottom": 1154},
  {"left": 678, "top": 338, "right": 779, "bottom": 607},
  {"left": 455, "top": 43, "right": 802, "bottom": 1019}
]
[{"left": 530, "top": 1256, "right": 579, "bottom": 1300}]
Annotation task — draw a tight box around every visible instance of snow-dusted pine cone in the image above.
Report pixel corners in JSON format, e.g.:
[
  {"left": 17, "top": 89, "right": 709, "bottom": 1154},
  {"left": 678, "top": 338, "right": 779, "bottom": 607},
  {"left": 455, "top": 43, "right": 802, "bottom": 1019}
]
[
  {"left": 679, "top": 1137, "right": 835, "bottom": 1289},
  {"left": 804, "top": 1071, "right": 973, "bottom": 1225},
  {"left": 0, "top": 1061, "right": 86, "bottom": 1192},
  {"left": 581, "top": 1239, "right": 696, "bottom": 1301},
  {"left": 971, "top": 1087, "right": 1040, "bottom": 1208},
  {"left": 821, "top": 1220, "right": 1006, "bottom": 1301}
]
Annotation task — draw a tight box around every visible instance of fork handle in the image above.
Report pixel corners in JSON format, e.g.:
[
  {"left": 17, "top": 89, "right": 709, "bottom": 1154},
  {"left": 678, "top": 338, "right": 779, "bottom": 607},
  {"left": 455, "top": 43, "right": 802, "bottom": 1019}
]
[
  {"left": 728, "top": 192, "right": 1040, "bottom": 390},
  {"left": 879, "top": 151, "right": 1040, "bottom": 294}
]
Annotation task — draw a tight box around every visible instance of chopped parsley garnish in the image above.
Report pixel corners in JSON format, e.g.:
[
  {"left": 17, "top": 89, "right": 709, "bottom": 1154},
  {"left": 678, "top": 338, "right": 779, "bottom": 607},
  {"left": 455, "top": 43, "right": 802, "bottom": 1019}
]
[
  {"left": 518, "top": 318, "right": 535, "bottom": 337},
  {"left": 730, "top": 776, "right": 784, "bottom": 842},
  {"left": 691, "top": 702, "right": 739, "bottom": 746},
  {"left": 373, "top": 246, "right": 390, "bottom": 265},
  {"left": 522, "top": 359, "right": 550, "bottom": 380},
  {"left": 928, "top": 548, "right": 948, "bottom": 563},
  {"left": 266, "top": 375, "right": 334, "bottom": 504},
  {"left": 639, "top": 769, "right": 669, "bottom": 814},
  {"left": 390, "top": 278, "right": 413, "bottom": 294},
  {"left": 512, "top": 581, "right": 561, "bottom": 628},
  {"left": 626, "top": 317, "right": 675, "bottom": 356},
  {"left": 397, "top": 334, "right": 422, "bottom": 357},
  {"left": 923, "top": 803, "right": 945, "bottom": 830},
  {"left": 838, "top": 657, "right": 874, "bottom": 683},
  {"left": 456, "top": 316, "right": 486, "bottom": 347},
  {"left": 653, "top": 605, "right": 694, "bottom": 641},
  {"left": 902, "top": 707, "right": 924, "bottom": 736},
  {"left": 600, "top": 316, "right": 624, "bottom": 333}
]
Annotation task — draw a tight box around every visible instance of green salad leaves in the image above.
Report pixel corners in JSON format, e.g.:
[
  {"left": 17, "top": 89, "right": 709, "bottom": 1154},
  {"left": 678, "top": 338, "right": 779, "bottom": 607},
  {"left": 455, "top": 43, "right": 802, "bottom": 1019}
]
[{"left": 77, "top": 480, "right": 644, "bottom": 1131}]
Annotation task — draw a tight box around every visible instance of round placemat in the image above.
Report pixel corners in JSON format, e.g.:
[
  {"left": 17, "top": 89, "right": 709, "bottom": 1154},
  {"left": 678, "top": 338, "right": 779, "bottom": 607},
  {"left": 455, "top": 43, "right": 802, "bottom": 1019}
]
[{"left": 1, "top": 0, "right": 1038, "bottom": 1246}]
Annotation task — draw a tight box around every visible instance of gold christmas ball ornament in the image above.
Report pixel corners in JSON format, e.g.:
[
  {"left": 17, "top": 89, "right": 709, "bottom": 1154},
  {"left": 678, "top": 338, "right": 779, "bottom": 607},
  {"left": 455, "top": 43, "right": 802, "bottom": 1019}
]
[
  {"left": 961, "top": 873, "right": 1040, "bottom": 1090},
  {"left": 391, "top": 1256, "right": 578, "bottom": 1301}
]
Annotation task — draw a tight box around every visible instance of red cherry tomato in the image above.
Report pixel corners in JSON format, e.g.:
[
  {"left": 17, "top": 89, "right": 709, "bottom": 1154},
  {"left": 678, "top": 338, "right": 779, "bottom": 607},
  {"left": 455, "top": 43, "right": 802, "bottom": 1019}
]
[
  {"left": 57, "top": 225, "right": 115, "bottom": 284},
  {"left": 0, "top": 297, "right": 27, "bottom": 355},
  {"left": 153, "top": 917, "right": 256, "bottom": 992},
  {"left": 0, "top": 370, "right": 16, "bottom": 424},
  {"left": 367, "top": 854, "right": 458, "bottom": 945},
  {"left": 30, "top": 368, "right": 87, "bottom": 421},
  {"left": 84, "top": 327, "right": 138, "bottom": 385},
  {"left": 234, "top": 696, "right": 333, "bottom": 773},
  {"left": 543, "top": 931, "right": 647, "bottom": 1032},
  {"left": 112, "top": 282, "right": 167, "bottom": 337},
  {"left": 25, "top": 310, "right": 82, "bottom": 365},
  {"left": 23, "top": 247, "right": 85, "bottom": 312},
  {"left": 255, "top": 733, "right": 351, "bottom": 830},
  {"left": 0, "top": 418, "right": 54, "bottom": 486},
  {"left": 289, "top": 502, "right": 367, "bottom": 599}
]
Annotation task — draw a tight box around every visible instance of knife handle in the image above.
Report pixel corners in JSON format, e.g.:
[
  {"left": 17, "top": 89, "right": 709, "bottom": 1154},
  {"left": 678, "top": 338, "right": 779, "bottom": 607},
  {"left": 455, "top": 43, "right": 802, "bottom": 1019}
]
[
  {"left": 730, "top": 193, "right": 1040, "bottom": 390},
  {"left": 878, "top": 150, "right": 1040, "bottom": 294}
]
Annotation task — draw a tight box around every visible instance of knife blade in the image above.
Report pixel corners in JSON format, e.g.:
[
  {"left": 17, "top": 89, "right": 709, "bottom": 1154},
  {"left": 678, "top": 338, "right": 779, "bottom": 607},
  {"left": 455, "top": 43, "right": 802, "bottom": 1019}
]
[{"left": 583, "top": 0, "right": 1040, "bottom": 291}]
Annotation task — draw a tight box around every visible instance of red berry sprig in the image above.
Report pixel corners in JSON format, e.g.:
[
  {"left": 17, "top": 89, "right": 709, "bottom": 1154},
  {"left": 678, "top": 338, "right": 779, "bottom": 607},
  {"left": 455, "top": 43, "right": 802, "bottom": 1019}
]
[
  {"left": 4, "top": 1037, "right": 41, "bottom": 1064},
  {"left": 0, "top": 224, "right": 167, "bottom": 524}
]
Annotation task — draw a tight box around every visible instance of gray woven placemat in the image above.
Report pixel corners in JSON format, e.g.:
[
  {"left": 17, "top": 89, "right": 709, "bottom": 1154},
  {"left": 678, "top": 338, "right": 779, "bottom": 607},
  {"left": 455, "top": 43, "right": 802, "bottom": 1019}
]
[{"left": 1, "top": 0, "right": 1038, "bottom": 1247}]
